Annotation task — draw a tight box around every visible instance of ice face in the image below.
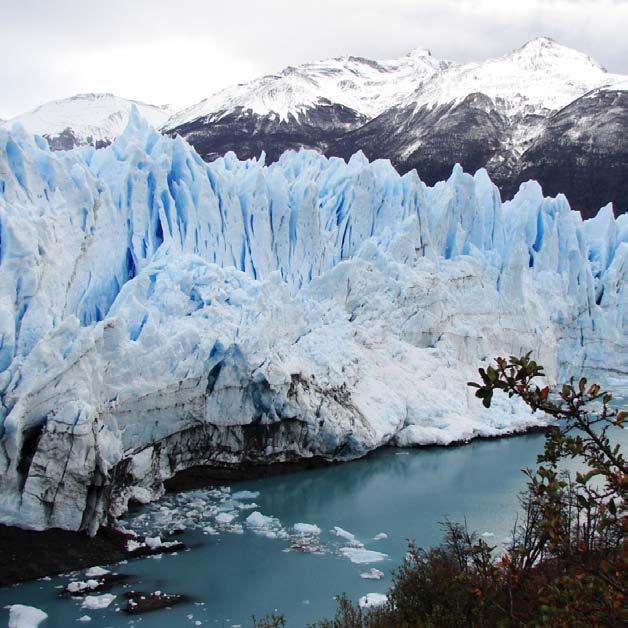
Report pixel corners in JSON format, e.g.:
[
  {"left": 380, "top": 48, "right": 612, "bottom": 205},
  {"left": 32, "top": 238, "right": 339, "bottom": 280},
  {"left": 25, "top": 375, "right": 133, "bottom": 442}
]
[{"left": 0, "top": 111, "right": 625, "bottom": 533}]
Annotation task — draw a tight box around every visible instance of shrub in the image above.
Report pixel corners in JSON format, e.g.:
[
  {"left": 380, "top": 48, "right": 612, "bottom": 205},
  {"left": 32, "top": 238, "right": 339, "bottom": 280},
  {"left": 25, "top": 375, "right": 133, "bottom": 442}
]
[{"left": 311, "top": 354, "right": 626, "bottom": 627}]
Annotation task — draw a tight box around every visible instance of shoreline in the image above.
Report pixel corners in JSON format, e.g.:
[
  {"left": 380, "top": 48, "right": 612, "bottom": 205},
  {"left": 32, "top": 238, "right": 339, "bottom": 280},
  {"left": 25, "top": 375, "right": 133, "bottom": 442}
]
[{"left": 0, "top": 424, "right": 549, "bottom": 587}]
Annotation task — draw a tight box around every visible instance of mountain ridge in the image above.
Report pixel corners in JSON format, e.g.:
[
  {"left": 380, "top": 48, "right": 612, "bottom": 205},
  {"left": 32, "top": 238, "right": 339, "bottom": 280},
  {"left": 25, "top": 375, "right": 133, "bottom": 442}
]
[{"left": 3, "top": 38, "right": 627, "bottom": 216}]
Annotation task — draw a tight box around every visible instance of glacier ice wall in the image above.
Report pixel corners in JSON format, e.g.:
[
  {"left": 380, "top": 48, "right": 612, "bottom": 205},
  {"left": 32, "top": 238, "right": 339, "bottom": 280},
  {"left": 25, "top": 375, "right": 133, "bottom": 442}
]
[{"left": 0, "top": 109, "right": 625, "bottom": 532}]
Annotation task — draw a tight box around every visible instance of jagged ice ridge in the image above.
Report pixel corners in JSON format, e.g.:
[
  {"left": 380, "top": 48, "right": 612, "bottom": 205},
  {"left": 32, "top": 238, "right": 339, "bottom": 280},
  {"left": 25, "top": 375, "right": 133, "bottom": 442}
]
[{"left": 0, "top": 109, "right": 625, "bottom": 533}]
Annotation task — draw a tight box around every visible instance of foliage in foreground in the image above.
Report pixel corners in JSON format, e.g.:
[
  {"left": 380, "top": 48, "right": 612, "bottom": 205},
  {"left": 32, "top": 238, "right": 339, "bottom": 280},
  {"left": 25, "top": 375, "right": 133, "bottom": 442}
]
[{"left": 310, "top": 353, "right": 626, "bottom": 628}]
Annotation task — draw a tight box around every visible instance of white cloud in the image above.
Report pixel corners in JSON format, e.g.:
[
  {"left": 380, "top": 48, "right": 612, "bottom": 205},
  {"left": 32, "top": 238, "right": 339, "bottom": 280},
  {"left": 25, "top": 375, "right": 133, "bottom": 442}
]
[{"left": 1, "top": 0, "right": 626, "bottom": 118}]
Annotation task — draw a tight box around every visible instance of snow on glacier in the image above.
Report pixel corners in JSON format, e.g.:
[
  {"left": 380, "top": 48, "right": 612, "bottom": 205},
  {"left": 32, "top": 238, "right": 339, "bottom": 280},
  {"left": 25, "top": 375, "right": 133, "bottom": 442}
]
[{"left": 0, "top": 108, "right": 625, "bottom": 533}]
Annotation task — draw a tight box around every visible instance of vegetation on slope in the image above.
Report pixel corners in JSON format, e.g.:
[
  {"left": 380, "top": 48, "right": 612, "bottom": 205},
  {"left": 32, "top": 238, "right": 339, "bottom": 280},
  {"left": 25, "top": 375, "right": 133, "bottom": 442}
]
[{"left": 304, "top": 354, "right": 626, "bottom": 627}]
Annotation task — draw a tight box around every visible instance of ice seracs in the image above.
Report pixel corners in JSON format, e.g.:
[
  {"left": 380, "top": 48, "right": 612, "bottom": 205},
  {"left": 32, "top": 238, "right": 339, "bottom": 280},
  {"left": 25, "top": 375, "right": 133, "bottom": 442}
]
[{"left": 0, "top": 112, "right": 625, "bottom": 534}]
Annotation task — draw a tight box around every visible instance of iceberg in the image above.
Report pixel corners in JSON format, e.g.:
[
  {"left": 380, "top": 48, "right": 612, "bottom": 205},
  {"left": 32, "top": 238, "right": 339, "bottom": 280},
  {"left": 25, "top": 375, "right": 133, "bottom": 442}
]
[{"left": 0, "top": 108, "right": 625, "bottom": 533}]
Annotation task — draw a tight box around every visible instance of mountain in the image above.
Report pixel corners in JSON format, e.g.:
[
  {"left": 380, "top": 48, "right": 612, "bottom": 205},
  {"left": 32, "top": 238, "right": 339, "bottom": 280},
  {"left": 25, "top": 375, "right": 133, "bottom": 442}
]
[
  {"left": 166, "top": 38, "right": 628, "bottom": 217},
  {"left": 509, "top": 81, "right": 628, "bottom": 214},
  {"left": 1, "top": 93, "right": 174, "bottom": 149},
  {"left": 0, "top": 113, "right": 624, "bottom": 532},
  {"left": 162, "top": 50, "right": 450, "bottom": 163}
]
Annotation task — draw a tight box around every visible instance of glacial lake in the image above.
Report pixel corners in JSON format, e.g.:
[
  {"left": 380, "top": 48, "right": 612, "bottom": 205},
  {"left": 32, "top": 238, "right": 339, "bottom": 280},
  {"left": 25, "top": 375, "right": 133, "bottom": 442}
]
[
  {"left": 0, "top": 432, "right": 563, "bottom": 627},
  {"left": 4, "top": 400, "right": 628, "bottom": 628}
]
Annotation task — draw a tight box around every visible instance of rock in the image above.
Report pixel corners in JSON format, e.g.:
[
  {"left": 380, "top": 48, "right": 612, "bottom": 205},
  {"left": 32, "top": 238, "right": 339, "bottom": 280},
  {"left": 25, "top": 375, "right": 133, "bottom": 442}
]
[{"left": 124, "top": 591, "right": 190, "bottom": 614}]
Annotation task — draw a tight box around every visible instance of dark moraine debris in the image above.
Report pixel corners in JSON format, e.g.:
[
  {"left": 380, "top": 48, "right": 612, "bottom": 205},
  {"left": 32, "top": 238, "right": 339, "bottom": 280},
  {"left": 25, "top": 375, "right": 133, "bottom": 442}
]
[
  {"left": 125, "top": 590, "right": 191, "bottom": 614},
  {"left": 0, "top": 524, "right": 130, "bottom": 586},
  {"left": 164, "top": 455, "right": 334, "bottom": 492}
]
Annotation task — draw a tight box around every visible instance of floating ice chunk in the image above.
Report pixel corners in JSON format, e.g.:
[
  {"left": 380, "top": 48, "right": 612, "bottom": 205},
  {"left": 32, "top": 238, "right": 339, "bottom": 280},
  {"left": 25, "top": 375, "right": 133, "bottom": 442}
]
[
  {"left": 245, "top": 511, "right": 286, "bottom": 539},
  {"left": 126, "top": 539, "right": 143, "bottom": 552},
  {"left": 372, "top": 533, "right": 388, "bottom": 541},
  {"left": 77, "top": 617, "right": 92, "bottom": 623},
  {"left": 81, "top": 594, "right": 116, "bottom": 609},
  {"left": 236, "top": 502, "right": 258, "bottom": 510},
  {"left": 293, "top": 523, "right": 321, "bottom": 535},
  {"left": 5, "top": 605, "right": 48, "bottom": 628},
  {"left": 481, "top": 531, "right": 495, "bottom": 538},
  {"left": 203, "top": 525, "right": 218, "bottom": 535},
  {"left": 359, "top": 593, "right": 388, "bottom": 608},
  {"left": 339, "top": 548, "right": 388, "bottom": 564},
  {"left": 246, "top": 511, "right": 276, "bottom": 528},
  {"left": 145, "top": 536, "right": 162, "bottom": 549},
  {"left": 215, "top": 512, "right": 236, "bottom": 524},
  {"left": 84, "top": 566, "right": 109, "bottom": 577},
  {"left": 231, "top": 491, "right": 260, "bottom": 500},
  {"left": 360, "top": 568, "right": 384, "bottom": 580},
  {"left": 330, "top": 526, "right": 356, "bottom": 542},
  {"left": 67, "top": 579, "right": 101, "bottom": 593}
]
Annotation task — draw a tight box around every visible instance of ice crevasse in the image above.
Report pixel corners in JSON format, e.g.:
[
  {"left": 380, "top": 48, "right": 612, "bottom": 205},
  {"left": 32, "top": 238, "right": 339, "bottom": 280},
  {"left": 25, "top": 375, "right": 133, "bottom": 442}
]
[{"left": 0, "top": 107, "right": 625, "bottom": 532}]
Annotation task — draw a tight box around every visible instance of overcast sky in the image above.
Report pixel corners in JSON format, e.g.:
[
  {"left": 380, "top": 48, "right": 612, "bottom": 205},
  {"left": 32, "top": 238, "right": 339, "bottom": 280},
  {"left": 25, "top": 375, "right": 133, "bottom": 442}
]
[{"left": 1, "top": 0, "right": 627, "bottom": 119}]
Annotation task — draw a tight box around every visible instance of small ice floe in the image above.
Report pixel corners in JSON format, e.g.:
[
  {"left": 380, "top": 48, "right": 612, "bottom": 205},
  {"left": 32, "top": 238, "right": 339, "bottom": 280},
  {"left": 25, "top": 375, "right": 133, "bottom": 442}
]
[
  {"left": 245, "top": 511, "right": 288, "bottom": 539},
  {"left": 203, "top": 525, "right": 219, "bottom": 535},
  {"left": 126, "top": 536, "right": 184, "bottom": 556},
  {"left": 330, "top": 526, "right": 356, "bottom": 542},
  {"left": 81, "top": 594, "right": 116, "bottom": 610},
  {"left": 372, "top": 533, "right": 388, "bottom": 541},
  {"left": 231, "top": 490, "right": 260, "bottom": 500},
  {"left": 339, "top": 548, "right": 388, "bottom": 564},
  {"left": 84, "top": 566, "right": 109, "bottom": 578},
  {"left": 145, "top": 536, "right": 163, "bottom": 550},
  {"left": 5, "top": 604, "right": 48, "bottom": 628},
  {"left": 66, "top": 579, "right": 101, "bottom": 594},
  {"left": 358, "top": 593, "right": 388, "bottom": 609},
  {"left": 235, "top": 502, "right": 258, "bottom": 510},
  {"left": 215, "top": 512, "right": 236, "bottom": 525},
  {"left": 346, "top": 539, "right": 365, "bottom": 549},
  {"left": 287, "top": 536, "right": 326, "bottom": 554},
  {"left": 226, "top": 523, "right": 244, "bottom": 534},
  {"left": 293, "top": 523, "right": 321, "bottom": 535},
  {"left": 395, "top": 451, "right": 410, "bottom": 456},
  {"left": 126, "top": 539, "right": 143, "bottom": 552},
  {"left": 77, "top": 616, "right": 92, "bottom": 623},
  {"left": 360, "top": 568, "right": 384, "bottom": 580},
  {"left": 481, "top": 532, "right": 495, "bottom": 538}
]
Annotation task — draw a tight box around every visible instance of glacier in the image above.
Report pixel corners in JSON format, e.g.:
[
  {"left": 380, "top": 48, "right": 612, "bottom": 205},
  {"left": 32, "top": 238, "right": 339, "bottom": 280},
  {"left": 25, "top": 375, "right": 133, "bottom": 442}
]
[{"left": 0, "top": 108, "right": 625, "bottom": 533}]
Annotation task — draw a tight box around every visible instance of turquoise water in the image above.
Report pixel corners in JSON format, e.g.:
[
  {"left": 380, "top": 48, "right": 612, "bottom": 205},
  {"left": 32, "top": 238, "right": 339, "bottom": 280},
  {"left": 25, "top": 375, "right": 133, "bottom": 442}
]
[{"left": 0, "top": 434, "right": 554, "bottom": 627}]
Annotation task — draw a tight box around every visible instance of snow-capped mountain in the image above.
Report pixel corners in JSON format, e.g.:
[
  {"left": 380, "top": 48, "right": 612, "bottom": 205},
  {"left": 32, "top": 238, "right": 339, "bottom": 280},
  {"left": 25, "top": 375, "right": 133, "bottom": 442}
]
[
  {"left": 1, "top": 93, "right": 174, "bottom": 149},
  {"left": 407, "top": 37, "right": 613, "bottom": 117},
  {"left": 166, "top": 37, "right": 628, "bottom": 217},
  {"left": 161, "top": 50, "right": 452, "bottom": 166},
  {"left": 0, "top": 111, "right": 625, "bottom": 532},
  {"left": 165, "top": 49, "right": 450, "bottom": 126}
]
